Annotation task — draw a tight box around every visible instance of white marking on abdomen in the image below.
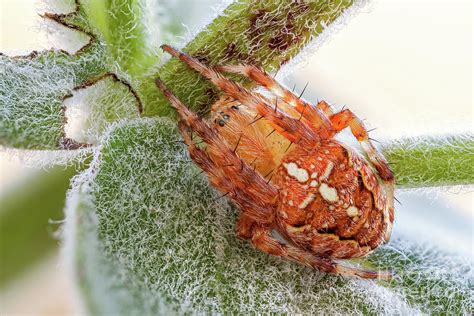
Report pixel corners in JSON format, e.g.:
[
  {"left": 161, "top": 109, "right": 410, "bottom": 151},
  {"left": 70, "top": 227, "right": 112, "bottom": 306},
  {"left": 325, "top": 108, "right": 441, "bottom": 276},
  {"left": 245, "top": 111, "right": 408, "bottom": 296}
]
[
  {"left": 319, "top": 161, "right": 334, "bottom": 181},
  {"left": 284, "top": 162, "right": 309, "bottom": 183},
  {"left": 299, "top": 193, "right": 316, "bottom": 209},
  {"left": 346, "top": 206, "right": 359, "bottom": 217},
  {"left": 319, "top": 183, "right": 338, "bottom": 202}
]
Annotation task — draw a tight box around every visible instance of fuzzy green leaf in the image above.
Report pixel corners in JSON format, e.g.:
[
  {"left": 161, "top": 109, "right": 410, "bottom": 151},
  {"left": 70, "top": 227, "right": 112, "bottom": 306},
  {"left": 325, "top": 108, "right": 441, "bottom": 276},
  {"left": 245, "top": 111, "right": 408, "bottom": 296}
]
[
  {"left": 1, "top": 0, "right": 146, "bottom": 151},
  {"left": 0, "top": 43, "right": 108, "bottom": 150},
  {"left": 67, "top": 119, "right": 472, "bottom": 314},
  {"left": 62, "top": 73, "right": 141, "bottom": 145}
]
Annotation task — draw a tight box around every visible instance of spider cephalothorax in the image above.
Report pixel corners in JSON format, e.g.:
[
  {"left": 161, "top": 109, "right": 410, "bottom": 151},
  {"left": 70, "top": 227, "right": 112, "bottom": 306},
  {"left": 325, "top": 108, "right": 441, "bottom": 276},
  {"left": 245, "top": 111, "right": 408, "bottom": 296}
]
[{"left": 156, "top": 45, "right": 395, "bottom": 280}]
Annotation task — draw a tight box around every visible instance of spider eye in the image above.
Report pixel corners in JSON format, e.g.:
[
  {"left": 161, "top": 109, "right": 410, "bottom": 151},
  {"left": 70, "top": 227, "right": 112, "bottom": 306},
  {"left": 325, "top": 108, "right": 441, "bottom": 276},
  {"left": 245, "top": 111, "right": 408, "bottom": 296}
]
[{"left": 218, "top": 119, "right": 226, "bottom": 127}]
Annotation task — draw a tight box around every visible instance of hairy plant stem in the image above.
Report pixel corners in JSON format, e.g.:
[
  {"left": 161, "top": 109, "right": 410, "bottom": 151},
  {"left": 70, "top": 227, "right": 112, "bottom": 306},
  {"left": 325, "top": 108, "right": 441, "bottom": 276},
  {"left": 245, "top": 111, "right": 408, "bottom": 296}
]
[
  {"left": 383, "top": 134, "right": 474, "bottom": 188},
  {"left": 142, "top": 0, "right": 356, "bottom": 117}
]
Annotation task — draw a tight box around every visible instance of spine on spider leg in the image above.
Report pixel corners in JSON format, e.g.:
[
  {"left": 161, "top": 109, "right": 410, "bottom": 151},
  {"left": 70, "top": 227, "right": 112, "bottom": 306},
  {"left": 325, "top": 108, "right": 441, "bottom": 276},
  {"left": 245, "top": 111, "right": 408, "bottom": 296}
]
[{"left": 382, "top": 134, "right": 474, "bottom": 188}]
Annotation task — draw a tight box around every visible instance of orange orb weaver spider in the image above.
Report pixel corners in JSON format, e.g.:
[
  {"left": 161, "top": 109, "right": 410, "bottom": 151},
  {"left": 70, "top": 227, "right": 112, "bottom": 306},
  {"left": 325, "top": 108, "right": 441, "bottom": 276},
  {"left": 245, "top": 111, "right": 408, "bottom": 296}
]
[{"left": 156, "top": 45, "right": 395, "bottom": 280}]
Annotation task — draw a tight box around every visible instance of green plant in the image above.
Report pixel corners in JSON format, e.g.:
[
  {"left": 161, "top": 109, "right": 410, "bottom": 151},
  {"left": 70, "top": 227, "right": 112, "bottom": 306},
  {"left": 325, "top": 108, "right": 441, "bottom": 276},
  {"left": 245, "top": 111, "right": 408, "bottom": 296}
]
[
  {"left": 1, "top": 0, "right": 472, "bottom": 314},
  {"left": 0, "top": 164, "right": 78, "bottom": 288}
]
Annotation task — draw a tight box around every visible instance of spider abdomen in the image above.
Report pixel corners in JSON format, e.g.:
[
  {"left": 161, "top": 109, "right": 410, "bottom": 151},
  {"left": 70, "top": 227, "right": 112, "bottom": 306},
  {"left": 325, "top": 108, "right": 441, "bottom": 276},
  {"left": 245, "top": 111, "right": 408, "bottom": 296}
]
[{"left": 273, "top": 140, "right": 392, "bottom": 259}]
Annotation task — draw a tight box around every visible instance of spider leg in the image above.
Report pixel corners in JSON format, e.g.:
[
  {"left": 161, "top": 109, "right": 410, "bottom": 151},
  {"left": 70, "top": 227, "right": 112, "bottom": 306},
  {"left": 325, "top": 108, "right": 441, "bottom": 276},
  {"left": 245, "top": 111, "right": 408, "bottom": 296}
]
[
  {"left": 250, "top": 226, "right": 393, "bottom": 280},
  {"left": 156, "top": 79, "right": 278, "bottom": 219},
  {"left": 315, "top": 99, "right": 334, "bottom": 117},
  {"left": 330, "top": 109, "right": 394, "bottom": 181},
  {"left": 161, "top": 45, "right": 321, "bottom": 147},
  {"left": 236, "top": 213, "right": 258, "bottom": 240},
  {"left": 177, "top": 120, "right": 275, "bottom": 223},
  {"left": 216, "top": 65, "right": 335, "bottom": 133}
]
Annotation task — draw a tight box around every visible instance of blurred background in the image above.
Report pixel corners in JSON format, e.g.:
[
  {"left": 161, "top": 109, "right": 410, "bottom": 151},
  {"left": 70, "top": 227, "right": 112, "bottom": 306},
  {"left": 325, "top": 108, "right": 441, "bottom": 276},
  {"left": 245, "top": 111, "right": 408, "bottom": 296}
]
[{"left": 1, "top": 0, "right": 472, "bottom": 314}]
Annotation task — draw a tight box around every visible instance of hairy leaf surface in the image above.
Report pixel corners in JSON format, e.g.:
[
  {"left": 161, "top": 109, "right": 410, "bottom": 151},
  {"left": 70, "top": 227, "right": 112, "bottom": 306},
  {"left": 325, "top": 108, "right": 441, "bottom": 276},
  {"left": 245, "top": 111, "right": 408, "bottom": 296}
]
[{"left": 67, "top": 119, "right": 472, "bottom": 314}]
